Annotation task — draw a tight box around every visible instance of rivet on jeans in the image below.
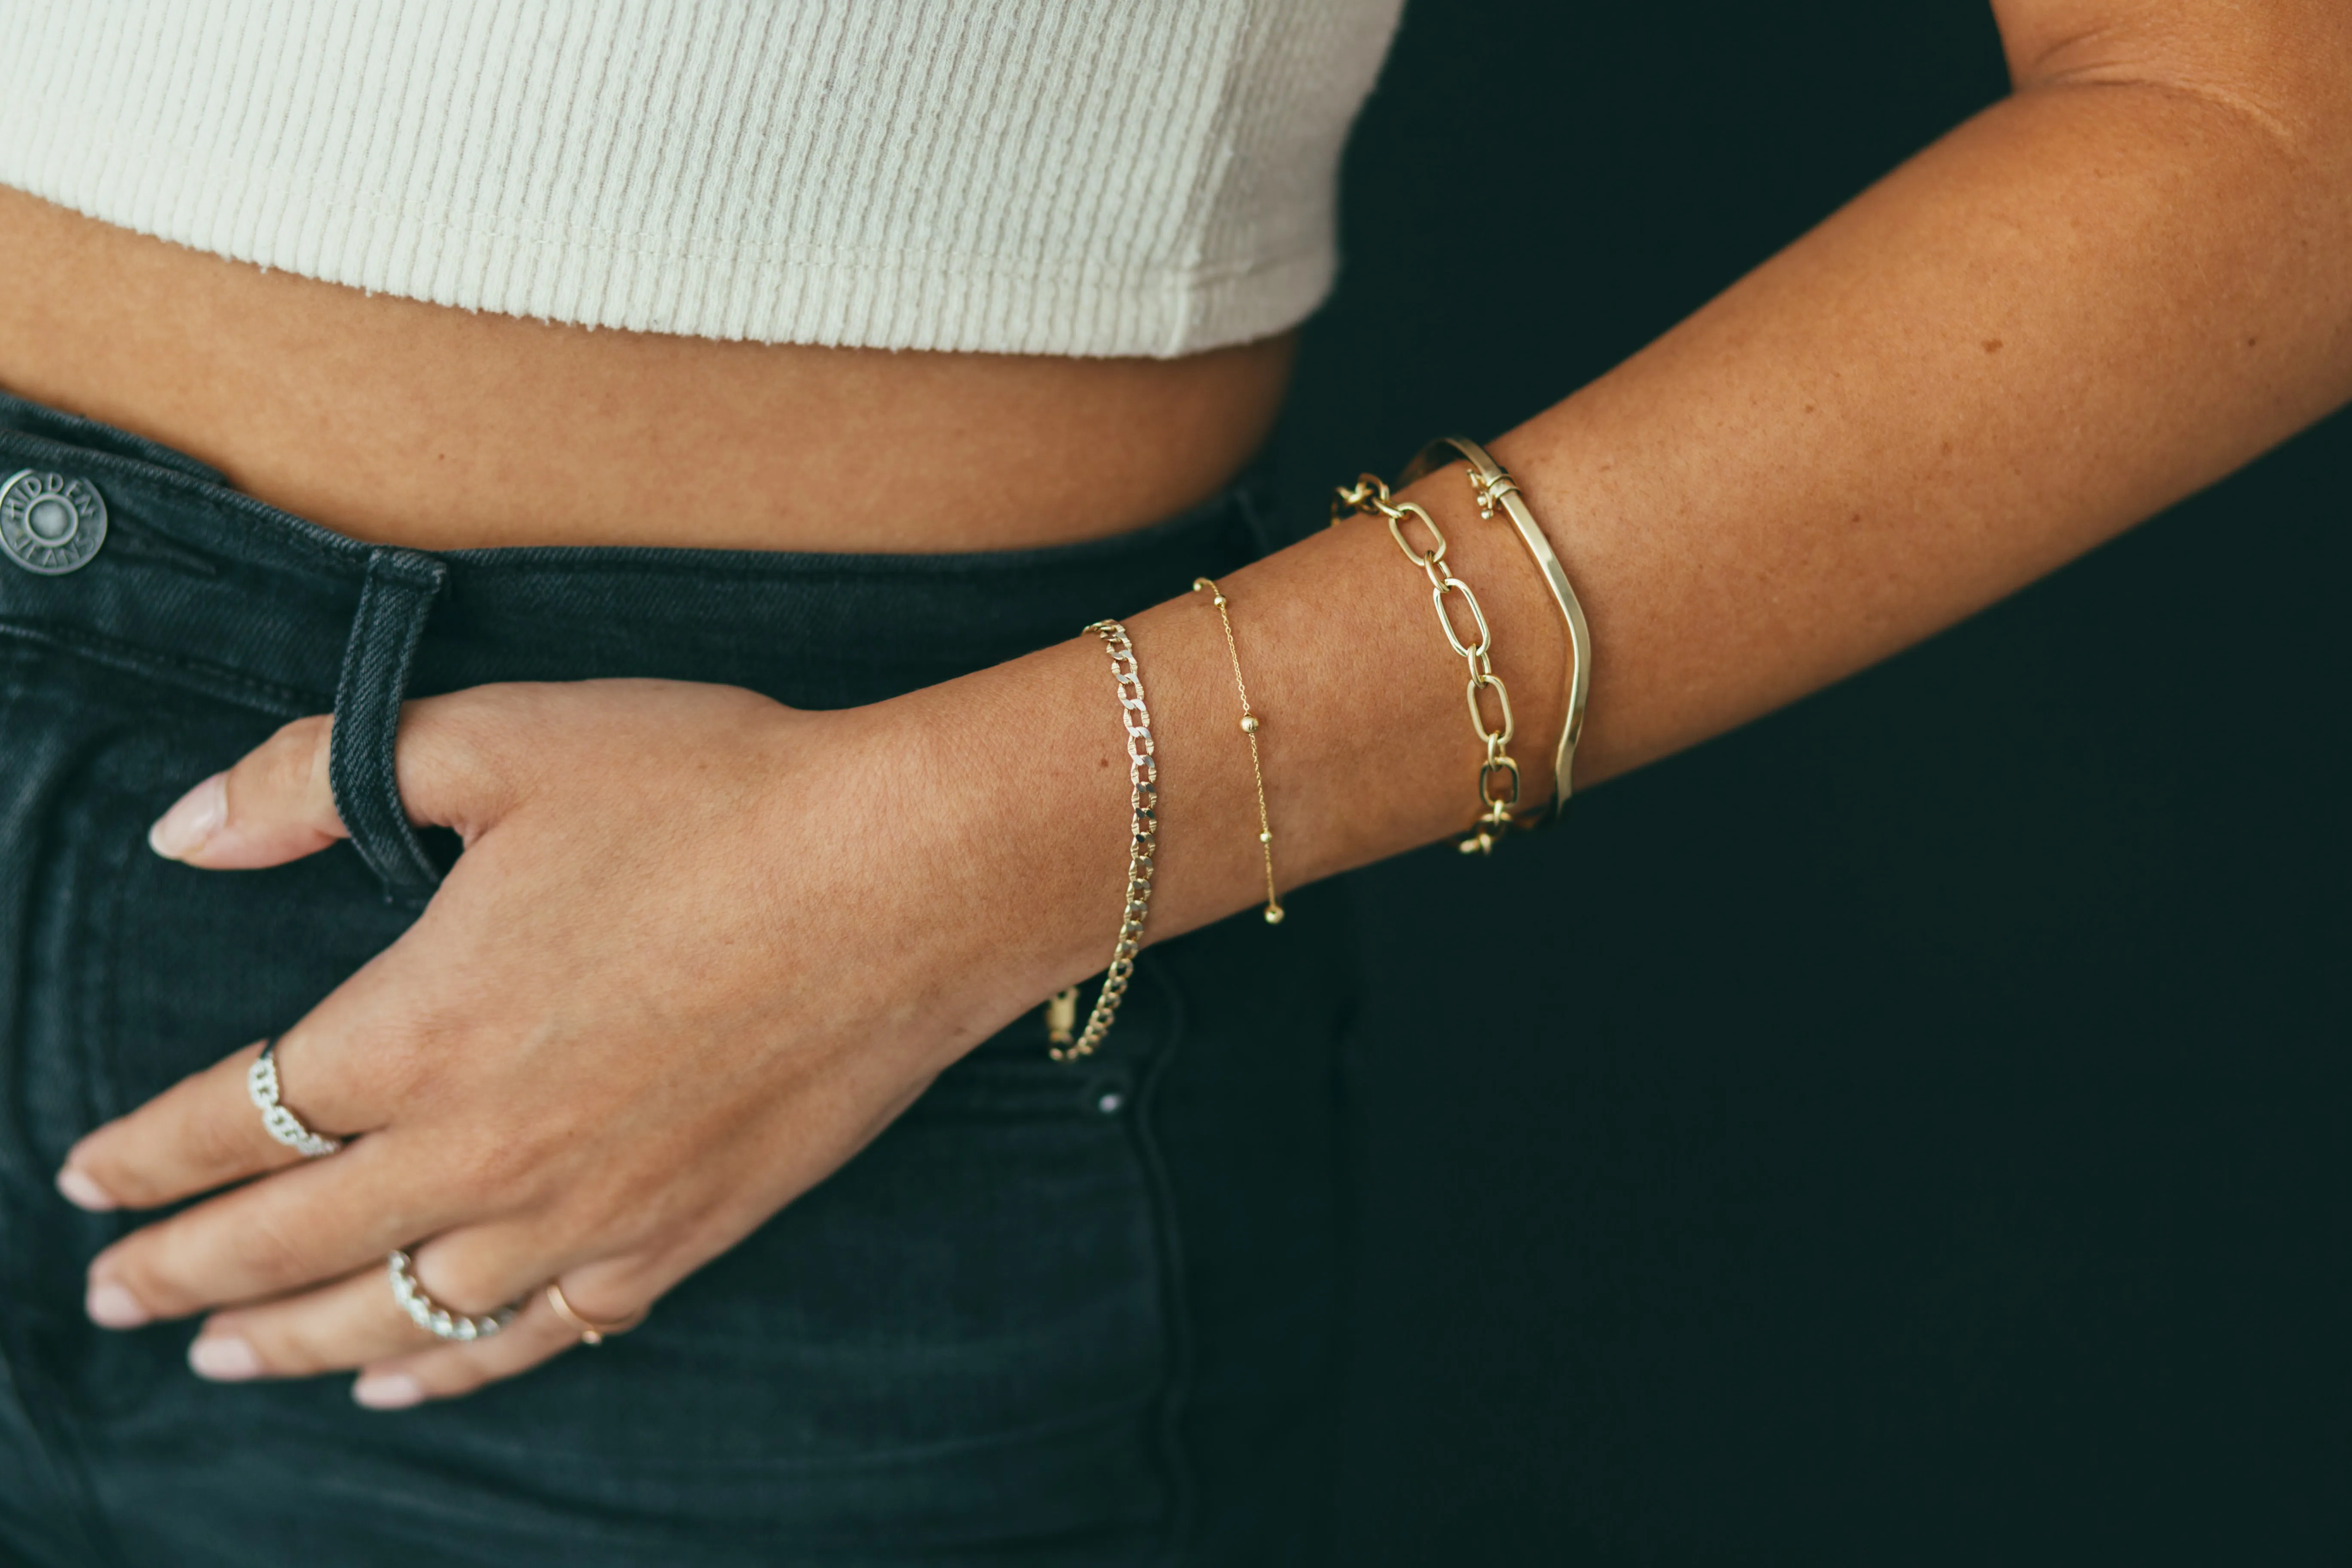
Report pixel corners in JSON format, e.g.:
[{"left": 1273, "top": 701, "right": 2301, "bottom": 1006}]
[{"left": 0, "top": 470, "right": 108, "bottom": 575}]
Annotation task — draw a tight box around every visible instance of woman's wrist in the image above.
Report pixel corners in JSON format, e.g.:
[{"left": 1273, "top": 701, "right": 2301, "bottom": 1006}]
[
  {"left": 856, "top": 475, "right": 1580, "bottom": 1032},
  {"left": 827, "top": 644, "right": 1156, "bottom": 1051}
]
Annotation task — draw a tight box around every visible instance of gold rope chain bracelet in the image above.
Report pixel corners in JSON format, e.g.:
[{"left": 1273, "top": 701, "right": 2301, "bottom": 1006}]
[
  {"left": 1048, "top": 620, "right": 1160, "bottom": 1063},
  {"left": 1192, "top": 576, "right": 1284, "bottom": 925}
]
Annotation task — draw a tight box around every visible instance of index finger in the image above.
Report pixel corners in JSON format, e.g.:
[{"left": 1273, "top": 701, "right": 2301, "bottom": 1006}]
[{"left": 60, "top": 1032, "right": 377, "bottom": 1213}]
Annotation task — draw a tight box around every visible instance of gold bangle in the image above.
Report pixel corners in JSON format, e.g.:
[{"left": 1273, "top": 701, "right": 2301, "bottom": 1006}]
[
  {"left": 1052, "top": 620, "right": 1160, "bottom": 1063},
  {"left": 1332, "top": 471, "right": 1524, "bottom": 854},
  {"left": 1396, "top": 437, "right": 1591, "bottom": 819},
  {"left": 1191, "top": 576, "right": 1284, "bottom": 925}
]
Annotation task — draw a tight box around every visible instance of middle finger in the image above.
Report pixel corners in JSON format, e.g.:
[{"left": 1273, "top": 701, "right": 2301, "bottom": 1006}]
[{"left": 86, "top": 1132, "right": 469, "bottom": 1325}]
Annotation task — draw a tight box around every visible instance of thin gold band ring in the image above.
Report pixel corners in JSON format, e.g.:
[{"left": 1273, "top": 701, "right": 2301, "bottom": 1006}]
[{"left": 544, "top": 1281, "right": 647, "bottom": 1346}]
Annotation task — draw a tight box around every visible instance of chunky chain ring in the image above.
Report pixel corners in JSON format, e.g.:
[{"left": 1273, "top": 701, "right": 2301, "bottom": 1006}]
[
  {"left": 246, "top": 1038, "right": 343, "bottom": 1159},
  {"left": 387, "top": 1250, "right": 521, "bottom": 1342}
]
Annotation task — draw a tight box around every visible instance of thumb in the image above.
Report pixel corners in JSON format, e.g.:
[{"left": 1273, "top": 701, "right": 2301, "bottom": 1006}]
[
  {"left": 149, "top": 697, "right": 511, "bottom": 870},
  {"left": 150, "top": 714, "right": 343, "bottom": 869}
]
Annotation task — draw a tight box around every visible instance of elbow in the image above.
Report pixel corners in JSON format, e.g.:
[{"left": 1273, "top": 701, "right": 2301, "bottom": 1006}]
[{"left": 2004, "top": 7, "right": 2352, "bottom": 170}]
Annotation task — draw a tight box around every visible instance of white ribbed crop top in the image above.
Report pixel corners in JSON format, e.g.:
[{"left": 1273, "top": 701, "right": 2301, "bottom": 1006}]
[{"left": 0, "top": 1, "right": 1406, "bottom": 358}]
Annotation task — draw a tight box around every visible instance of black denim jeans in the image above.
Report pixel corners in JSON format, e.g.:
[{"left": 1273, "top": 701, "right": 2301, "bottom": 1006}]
[{"left": 0, "top": 389, "right": 1353, "bottom": 1567}]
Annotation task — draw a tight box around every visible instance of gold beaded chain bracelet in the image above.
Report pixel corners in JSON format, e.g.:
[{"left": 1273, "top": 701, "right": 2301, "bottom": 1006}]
[
  {"left": 1049, "top": 620, "right": 1161, "bottom": 1063},
  {"left": 1192, "top": 576, "right": 1284, "bottom": 925},
  {"left": 1332, "top": 471, "right": 1524, "bottom": 854}
]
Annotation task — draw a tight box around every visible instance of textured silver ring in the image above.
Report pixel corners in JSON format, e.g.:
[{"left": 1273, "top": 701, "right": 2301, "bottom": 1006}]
[
  {"left": 387, "top": 1250, "right": 521, "bottom": 1342},
  {"left": 247, "top": 1039, "right": 343, "bottom": 1158}
]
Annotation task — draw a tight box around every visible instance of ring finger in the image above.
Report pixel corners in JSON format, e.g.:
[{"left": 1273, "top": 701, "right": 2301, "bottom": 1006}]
[
  {"left": 188, "top": 1225, "right": 547, "bottom": 1384},
  {"left": 349, "top": 1253, "right": 663, "bottom": 1408}
]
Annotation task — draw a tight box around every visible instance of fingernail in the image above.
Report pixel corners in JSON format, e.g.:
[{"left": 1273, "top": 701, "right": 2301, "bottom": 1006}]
[
  {"left": 149, "top": 773, "right": 227, "bottom": 860},
  {"left": 86, "top": 1281, "right": 150, "bottom": 1329},
  {"left": 188, "top": 1335, "right": 261, "bottom": 1381},
  {"left": 352, "top": 1372, "right": 425, "bottom": 1410},
  {"left": 55, "top": 1165, "right": 117, "bottom": 1212}
]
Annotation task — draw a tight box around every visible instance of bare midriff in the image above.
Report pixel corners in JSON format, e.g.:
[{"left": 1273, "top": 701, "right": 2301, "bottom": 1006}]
[{"left": 0, "top": 188, "right": 1296, "bottom": 554}]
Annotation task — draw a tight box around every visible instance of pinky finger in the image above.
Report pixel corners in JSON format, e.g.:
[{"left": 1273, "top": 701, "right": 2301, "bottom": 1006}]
[{"left": 350, "top": 1289, "right": 584, "bottom": 1409}]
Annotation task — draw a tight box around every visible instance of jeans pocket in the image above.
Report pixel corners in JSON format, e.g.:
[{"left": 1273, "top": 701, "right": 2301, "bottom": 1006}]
[{"left": 93, "top": 1014, "right": 1187, "bottom": 1567}]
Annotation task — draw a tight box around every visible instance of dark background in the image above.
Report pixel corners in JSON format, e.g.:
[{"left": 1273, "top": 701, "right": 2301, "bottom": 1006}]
[{"left": 1280, "top": 2, "right": 2349, "bottom": 1562}]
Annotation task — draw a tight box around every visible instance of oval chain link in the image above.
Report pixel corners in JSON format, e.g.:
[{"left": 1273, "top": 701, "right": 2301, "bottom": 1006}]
[
  {"left": 1467, "top": 669, "right": 1514, "bottom": 747},
  {"left": 1432, "top": 576, "right": 1491, "bottom": 664},
  {"left": 1385, "top": 500, "right": 1448, "bottom": 570}
]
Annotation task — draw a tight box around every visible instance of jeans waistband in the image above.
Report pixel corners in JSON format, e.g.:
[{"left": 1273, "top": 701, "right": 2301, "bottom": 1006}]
[{"left": 0, "top": 386, "right": 1275, "bottom": 900}]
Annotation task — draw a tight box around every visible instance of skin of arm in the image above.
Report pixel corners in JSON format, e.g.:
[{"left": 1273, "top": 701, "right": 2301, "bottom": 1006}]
[{"left": 61, "top": 0, "right": 2352, "bottom": 1404}]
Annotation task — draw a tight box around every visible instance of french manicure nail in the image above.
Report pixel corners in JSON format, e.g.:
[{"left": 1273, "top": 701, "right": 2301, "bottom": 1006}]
[
  {"left": 55, "top": 1165, "right": 117, "bottom": 1212},
  {"left": 149, "top": 773, "right": 227, "bottom": 861},
  {"left": 352, "top": 1372, "right": 425, "bottom": 1410},
  {"left": 86, "top": 1282, "right": 150, "bottom": 1329},
  {"left": 188, "top": 1335, "right": 261, "bottom": 1381}
]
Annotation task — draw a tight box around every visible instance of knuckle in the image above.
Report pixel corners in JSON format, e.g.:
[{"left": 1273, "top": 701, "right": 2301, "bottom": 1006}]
[
  {"left": 98, "top": 1154, "right": 189, "bottom": 1213},
  {"left": 70, "top": 1138, "right": 155, "bottom": 1209},
  {"left": 413, "top": 1358, "right": 490, "bottom": 1400},
  {"left": 452, "top": 1124, "right": 554, "bottom": 1200},
  {"left": 399, "top": 692, "right": 527, "bottom": 828},
  {"left": 191, "top": 1095, "right": 273, "bottom": 1174},
  {"left": 225, "top": 1206, "right": 315, "bottom": 1291},
  {"left": 240, "top": 1317, "right": 328, "bottom": 1376},
  {"left": 105, "top": 1240, "right": 192, "bottom": 1317},
  {"left": 450, "top": 1134, "right": 520, "bottom": 1192},
  {"left": 365, "top": 1027, "right": 444, "bottom": 1109},
  {"left": 220, "top": 714, "right": 335, "bottom": 835},
  {"left": 562, "top": 1182, "right": 662, "bottom": 1253},
  {"left": 269, "top": 713, "right": 334, "bottom": 754},
  {"left": 261, "top": 714, "right": 333, "bottom": 792},
  {"left": 406, "top": 692, "right": 496, "bottom": 760}
]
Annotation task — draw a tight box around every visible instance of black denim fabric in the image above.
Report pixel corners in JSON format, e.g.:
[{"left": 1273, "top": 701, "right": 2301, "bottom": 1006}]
[{"left": 0, "top": 389, "right": 1352, "bottom": 1567}]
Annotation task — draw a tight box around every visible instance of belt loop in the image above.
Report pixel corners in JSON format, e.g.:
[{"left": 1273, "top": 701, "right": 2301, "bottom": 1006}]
[{"left": 330, "top": 547, "right": 449, "bottom": 904}]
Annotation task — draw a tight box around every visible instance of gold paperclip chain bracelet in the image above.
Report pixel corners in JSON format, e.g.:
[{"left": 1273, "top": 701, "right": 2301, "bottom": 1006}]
[
  {"left": 1332, "top": 473, "right": 1523, "bottom": 854},
  {"left": 1395, "top": 436, "right": 1591, "bottom": 820}
]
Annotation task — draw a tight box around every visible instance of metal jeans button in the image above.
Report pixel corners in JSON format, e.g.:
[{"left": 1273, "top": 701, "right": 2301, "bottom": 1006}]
[{"left": 0, "top": 470, "right": 108, "bottom": 574}]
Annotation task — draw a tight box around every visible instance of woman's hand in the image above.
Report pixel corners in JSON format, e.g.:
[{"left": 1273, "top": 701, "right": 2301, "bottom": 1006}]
[{"left": 55, "top": 679, "right": 1055, "bottom": 1408}]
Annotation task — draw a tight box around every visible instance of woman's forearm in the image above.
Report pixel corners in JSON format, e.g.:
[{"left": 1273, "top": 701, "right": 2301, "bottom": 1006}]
[
  {"left": 929, "top": 6, "right": 2352, "bottom": 992},
  {"left": 1485, "top": 18, "right": 2352, "bottom": 787}
]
